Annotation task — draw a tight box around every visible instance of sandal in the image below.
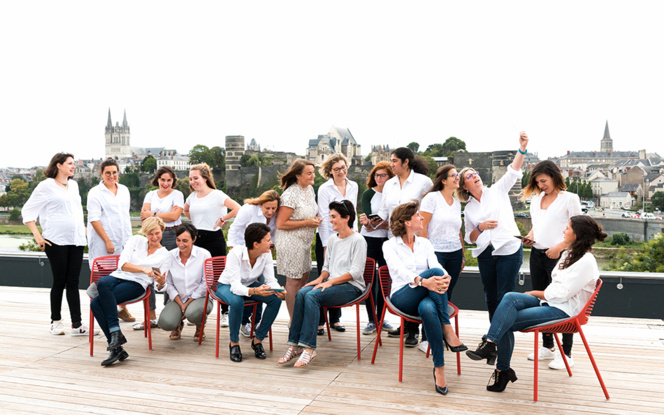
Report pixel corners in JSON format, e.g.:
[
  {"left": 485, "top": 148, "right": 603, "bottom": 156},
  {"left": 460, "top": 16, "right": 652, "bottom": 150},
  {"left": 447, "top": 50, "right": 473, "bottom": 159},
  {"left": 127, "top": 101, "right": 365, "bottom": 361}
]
[
  {"left": 194, "top": 325, "right": 206, "bottom": 342},
  {"left": 294, "top": 349, "right": 317, "bottom": 368},
  {"left": 278, "top": 347, "right": 303, "bottom": 364},
  {"left": 169, "top": 322, "right": 184, "bottom": 340}
]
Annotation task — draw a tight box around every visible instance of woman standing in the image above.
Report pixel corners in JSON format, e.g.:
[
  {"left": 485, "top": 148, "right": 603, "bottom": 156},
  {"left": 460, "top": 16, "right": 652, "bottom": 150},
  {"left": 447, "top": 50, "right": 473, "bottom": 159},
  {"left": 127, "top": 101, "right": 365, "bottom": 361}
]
[
  {"left": 315, "top": 154, "right": 358, "bottom": 334},
  {"left": 184, "top": 163, "right": 240, "bottom": 327},
  {"left": 457, "top": 132, "right": 529, "bottom": 322},
  {"left": 141, "top": 166, "right": 185, "bottom": 251},
  {"left": 521, "top": 160, "right": 582, "bottom": 369},
  {"left": 275, "top": 159, "right": 322, "bottom": 319},
  {"left": 23, "top": 153, "right": 93, "bottom": 336},
  {"left": 357, "top": 161, "right": 395, "bottom": 335}
]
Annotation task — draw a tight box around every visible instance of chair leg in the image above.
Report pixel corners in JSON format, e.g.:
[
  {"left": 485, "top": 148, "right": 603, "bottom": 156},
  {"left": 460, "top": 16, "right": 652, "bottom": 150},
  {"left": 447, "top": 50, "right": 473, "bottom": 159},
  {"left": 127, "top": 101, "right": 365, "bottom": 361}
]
[
  {"left": 398, "top": 319, "right": 405, "bottom": 382},
  {"left": 324, "top": 307, "right": 332, "bottom": 341},
  {"left": 268, "top": 328, "right": 273, "bottom": 351},
  {"left": 89, "top": 303, "right": 94, "bottom": 357},
  {"left": 199, "top": 295, "right": 209, "bottom": 346},
  {"left": 215, "top": 304, "right": 221, "bottom": 358},
  {"left": 356, "top": 304, "right": 361, "bottom": 360},
  {"left": 145, "top": 297, "right": 152, "bottom": 350},
  {"left": 369, "top": 295, "right": 381, "bottom": 347},
  {"left": 534, "top": 330, "right": 539, "bottom": 402},
  {"left": 578, "top": 327, "right": 611, "bottom": 400},
  {"left": 455, "top": 314, "right": 461, "bottom": 375},
  {"left": 250, "top": 304, "right": 257, "bottom": 339},
  {"left": 553, "top": 333, "right": 572, "bottom": 376},
  {"left": 371, "top": 304, "right": 388, "bottom": 364}
]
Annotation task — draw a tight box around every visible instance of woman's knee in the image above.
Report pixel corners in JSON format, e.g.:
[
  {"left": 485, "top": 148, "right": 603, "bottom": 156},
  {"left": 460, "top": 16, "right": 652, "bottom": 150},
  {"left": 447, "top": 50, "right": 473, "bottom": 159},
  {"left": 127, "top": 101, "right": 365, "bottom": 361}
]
[{"left": 418, "top": 298, "right": 437, "bottom": 320}]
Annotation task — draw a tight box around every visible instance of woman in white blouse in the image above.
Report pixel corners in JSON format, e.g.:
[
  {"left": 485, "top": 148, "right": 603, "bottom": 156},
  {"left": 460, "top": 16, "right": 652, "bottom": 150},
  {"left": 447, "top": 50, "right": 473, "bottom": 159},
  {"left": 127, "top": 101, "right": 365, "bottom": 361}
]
[
  {"left": 521, "top": 160, "right": 582, "bottom": 369},
  {"left": 90, "top": 216, "right": 171, "bottom": 367},
  {"left": 382, "top": 201, "right": 466, "bottom": 396},
  {"left": 466, "top": 216, "right": 606, "bottom": 393},
  {"left": 227, "top": 190, "right": 280, "bottom": 248},
  {"left": 158, "top": 223, "right": 212, "bottom": 341},
  {"left": 315, "top": 153, "right": 358, "bottom": 334},
  {"left": 217, "top": 223, "right": 286, "bottom": 362},
  {"left": 23, "top": 153, "right": 92, "bottom": 336},
  {"left": 141, "top": 166, "right": 185, "bottom": 251},
  {"left": 457, "top": 132, "right": 529, "bottom": 322}
]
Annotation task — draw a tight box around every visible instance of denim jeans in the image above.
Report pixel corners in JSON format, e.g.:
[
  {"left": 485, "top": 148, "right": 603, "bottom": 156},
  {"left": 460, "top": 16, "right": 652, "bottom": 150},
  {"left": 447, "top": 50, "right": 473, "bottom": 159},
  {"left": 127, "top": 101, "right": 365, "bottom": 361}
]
[
  {"left": 364, "top": 236, "right": 387, "bottom": 324},
  {"left": 390, "top": 268, "right": 448, "bottom": 367},
  {"left": 288, "top": 283, "right": 362, "bottom": 349},
  {"left": 434, "top": 249, "right": 464, "bottom": 302},
  {"left": 316, "top": 233, "right": 342, "bottom": 326},
  {"left": 44, "top": 242, "right": 84, "bottom": 326},
  {"left": 477, "top": 245, "right": 523, "bottom": 321},
  {"left": 486, "top": 292, "right": 569, "bottom": 371},
  {"left": 216, "top": 281, "right": 282, "bottom": 343},
  {"left": 90, "top": 275, "right": 145, "bottom": 342}
]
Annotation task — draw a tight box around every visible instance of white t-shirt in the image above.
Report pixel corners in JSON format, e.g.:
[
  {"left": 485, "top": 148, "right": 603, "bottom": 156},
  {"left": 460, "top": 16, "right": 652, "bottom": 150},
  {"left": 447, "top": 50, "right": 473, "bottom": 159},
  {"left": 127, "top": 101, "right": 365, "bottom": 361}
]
[
  {"left": 420, "top": 191, "right": 462, "bottom": 252},
  {"left": 185, "top": 190, "right": 229, "bottom": 231},
  {"left": 86, "top": 182, "right": 132, "bottom": 265},
  {"left": 143, "top": 189, "right": 185, "bottom": 227},
  {"left": 378, "top": 170, "right": 433, "bottom": 238},
  {"left": 530, "top": 191, "right": 582, "bottom": 250}
]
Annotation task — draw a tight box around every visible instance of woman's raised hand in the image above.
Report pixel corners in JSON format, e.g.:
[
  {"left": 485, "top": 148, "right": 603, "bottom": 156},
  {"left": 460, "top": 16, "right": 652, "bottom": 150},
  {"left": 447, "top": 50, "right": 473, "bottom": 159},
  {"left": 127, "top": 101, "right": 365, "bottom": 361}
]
[{"left": 519, "top": 131, "right": 529, "bottom": 151}]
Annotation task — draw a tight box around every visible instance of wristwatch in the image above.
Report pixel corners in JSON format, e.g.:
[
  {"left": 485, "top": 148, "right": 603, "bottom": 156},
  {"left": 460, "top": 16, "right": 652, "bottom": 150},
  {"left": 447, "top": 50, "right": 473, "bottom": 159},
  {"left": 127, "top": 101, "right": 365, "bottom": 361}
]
[{"left": 417, "top": 277, "right": 423, "bottom": 287}]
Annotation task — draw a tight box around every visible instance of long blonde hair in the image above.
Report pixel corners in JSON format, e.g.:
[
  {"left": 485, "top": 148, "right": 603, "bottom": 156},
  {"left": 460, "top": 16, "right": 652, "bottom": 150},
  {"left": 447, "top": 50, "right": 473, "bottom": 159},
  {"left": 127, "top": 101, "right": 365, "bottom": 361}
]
[
  {"left": 244, "top": 189, "right": 280, "bottom": 206},
  {"left": 189, "top": 163, "right": 216, "bottom": 191}
]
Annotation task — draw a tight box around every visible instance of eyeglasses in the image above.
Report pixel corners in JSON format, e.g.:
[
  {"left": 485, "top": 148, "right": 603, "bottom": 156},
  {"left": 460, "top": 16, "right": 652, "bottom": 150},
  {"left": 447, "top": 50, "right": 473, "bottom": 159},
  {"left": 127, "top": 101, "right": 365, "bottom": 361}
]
[
  {"left": 375, "top": 173, "right": 389, "bottom": 178},
  {"left": 332, "top": 166, "right": 347, "bottom": 173},
  {"left": 465, "top": 172, "right": 478, "bottom": 179},
  {"left": 450, "top": 173, "right": 459, "bottom": 179}
]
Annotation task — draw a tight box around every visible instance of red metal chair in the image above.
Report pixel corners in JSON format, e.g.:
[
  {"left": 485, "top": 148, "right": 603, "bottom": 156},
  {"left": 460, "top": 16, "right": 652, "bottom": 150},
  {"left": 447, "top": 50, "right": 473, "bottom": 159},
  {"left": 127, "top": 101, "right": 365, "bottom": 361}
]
[
  {"left": 371, "top": 265, "right": 462, "bottom": 381},
  {"left": 89, "top": 255, "right": 152, "bottom": 356},
  {"left": 521, "top": 278, "right": 609, "bottom": 402},
  {"left": 321, "top": 258, "right": 381, "bottom": 360},
  {"left": 199, "top": 256, "right": 273, "bottom": 357}
]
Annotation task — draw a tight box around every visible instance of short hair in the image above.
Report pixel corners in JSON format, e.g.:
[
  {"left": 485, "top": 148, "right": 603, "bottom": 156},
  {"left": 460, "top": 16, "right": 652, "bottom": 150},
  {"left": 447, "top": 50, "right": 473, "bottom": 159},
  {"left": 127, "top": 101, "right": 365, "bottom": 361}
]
[
  {"left": 100, "top": 158, "right": 119, "bottom": 174},
  {"left": 428, "top": 164, "right": 457, "bottom": 194},
  {"left": 175, "top": 223, "right": 198, "bottom": 239},
  {"left": 152, "top": 166, "right": 178, "bottom": 187},
  {"left": 329, "top": 200, "right": 356, "bottom": 229},
  {"left": 245, "top": 223, "right": 271, "bottom": 249},
  {"left": 244, "top": 189, "right": 280, "bottom": 206},
  {"left": 521, "top": 160, "right": 566, "bottom": 200},
  {"left": 455, "top": 167, "right": 476, "bottom": 203},
  {"left": 279, "top": 159, "right": 316, "bottom": 190},
  {"left": 44, "top": 153, "right": 74, "bottom": 179},
  {"left": 140, "top": 216, "right": 165, "bottom": 235},
  {"left": 391, "top": 147, "right": 428, "bottom": 175},
  {"left": 390, "top": 201, "right": 419, "bottom": 237},
  {"left": 319, "top": 153, "right": 349, "bottom": 179},
  {"left": 366, "top": 161, "right": 394, "bottom": 187},
  {"left": 189, "top": 163, "right": 216, "bottom": 191}
]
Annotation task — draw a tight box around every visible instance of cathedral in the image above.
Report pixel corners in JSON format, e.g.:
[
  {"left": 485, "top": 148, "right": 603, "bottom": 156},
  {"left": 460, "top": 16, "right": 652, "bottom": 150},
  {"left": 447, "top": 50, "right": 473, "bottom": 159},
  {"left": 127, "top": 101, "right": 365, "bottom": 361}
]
[{"left": 105, "top": 109, "right": 131, "bottom": 159}]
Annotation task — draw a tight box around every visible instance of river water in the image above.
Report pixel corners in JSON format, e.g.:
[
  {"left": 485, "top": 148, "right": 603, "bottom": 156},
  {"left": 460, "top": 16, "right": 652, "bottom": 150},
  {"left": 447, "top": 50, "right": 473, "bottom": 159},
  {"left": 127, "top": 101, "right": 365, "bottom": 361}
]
[{"left": 0, "top": 235, "right": 33, "bottom": 253}]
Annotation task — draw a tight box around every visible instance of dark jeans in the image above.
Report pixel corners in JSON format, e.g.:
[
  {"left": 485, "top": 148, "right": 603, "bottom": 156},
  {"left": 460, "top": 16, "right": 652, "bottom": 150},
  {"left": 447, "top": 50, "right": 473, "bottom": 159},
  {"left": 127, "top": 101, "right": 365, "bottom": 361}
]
[
  {"left": 477, "top": 245, "right": 523, "bottom": 322},
  {"left": 530, "top": 247, "right": 573, "bottom": 355},
  {"left": 434, "top": 249, "right": 464, "bottom": 302},
  {"left": 196, "top": 229, "right": 228, "bottom": 314},
  {"left": 364, "top": 236, "right": 387, "bottom": 324},
  {"left": 315, "top": 233, "right": 341, "bottom": 326},
  {"left": 44, "top": 242, "right": 84, "bottom": 327},
  {"left": 90, "top": 275, "right": 145, "bottom": 342}
]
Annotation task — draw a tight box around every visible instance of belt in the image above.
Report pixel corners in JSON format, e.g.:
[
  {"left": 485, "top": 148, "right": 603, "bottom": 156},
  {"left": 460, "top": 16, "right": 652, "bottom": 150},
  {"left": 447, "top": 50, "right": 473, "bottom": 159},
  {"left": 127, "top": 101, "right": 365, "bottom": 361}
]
[{"left": 164, "top": 226, "right": 178, "bottom": 231}]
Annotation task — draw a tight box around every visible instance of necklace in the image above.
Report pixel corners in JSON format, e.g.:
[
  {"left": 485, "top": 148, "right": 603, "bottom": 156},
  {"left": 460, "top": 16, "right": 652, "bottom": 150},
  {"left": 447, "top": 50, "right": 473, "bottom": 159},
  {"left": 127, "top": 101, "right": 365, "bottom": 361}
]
[{"left": 56, "top": 180, "right": 68, "bottom": 187}]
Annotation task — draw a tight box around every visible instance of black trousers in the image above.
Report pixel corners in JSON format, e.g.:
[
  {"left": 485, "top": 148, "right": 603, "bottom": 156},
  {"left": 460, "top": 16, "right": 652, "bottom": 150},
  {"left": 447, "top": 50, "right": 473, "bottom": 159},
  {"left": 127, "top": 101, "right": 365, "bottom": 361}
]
[
  {"left": 315, "top": 233, "right": 342, "bottom": 326},
  {"left": 196, "top": 230, "right": 228, "bottom": 314},
  {"left": 44, "top": 242, "right": 84, "bottom": 327}
]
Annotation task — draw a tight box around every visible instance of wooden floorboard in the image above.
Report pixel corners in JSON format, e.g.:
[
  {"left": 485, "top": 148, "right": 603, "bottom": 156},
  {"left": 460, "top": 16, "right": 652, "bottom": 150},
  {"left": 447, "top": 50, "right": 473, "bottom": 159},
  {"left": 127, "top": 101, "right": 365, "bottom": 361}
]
[{"left": 0, "top": 286, "right": 663, "bottom": 414}]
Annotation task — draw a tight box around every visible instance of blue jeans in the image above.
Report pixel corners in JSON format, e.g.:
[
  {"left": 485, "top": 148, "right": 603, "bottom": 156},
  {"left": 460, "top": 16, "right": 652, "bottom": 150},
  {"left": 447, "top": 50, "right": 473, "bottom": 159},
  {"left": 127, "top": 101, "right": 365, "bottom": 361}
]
[
  {"left": 90, "top": 275, "right": 145, "bottom": 342},
  {"left": 434, "top": 249, "right": 464, "bottom": 302},
  {"left": 390, "top": 268, "right": 448, "bottom": 367},
  {"left": 477, "top": 245, "right": 523, "bottom": 321},
  {"left": 216, "top": 281, "right": 282, "bottom": 343},
  {"left": 288, "top": 283, "right": 362, "bottom": 349},
  {"left": 486, "top": 292, "right": 569, "bottom": 371}
]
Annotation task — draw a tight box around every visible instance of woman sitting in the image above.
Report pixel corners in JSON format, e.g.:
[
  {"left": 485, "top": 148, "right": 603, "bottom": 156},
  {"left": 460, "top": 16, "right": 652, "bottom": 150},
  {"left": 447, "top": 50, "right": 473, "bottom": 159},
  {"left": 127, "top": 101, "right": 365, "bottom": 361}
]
[
  {"left": 90, "top": 216, "right": 171, "bottom": 367},
  {"left": 466, "top": 215, "right": 606, "bottom": 392},
  {"left": 382, "top": 201, "right": 467, "bottom": 395},
  {"left": 217, "top": 223, "right": 286, "bottom": 362},
  {"left": 158, "top": 224, "right": 212, "bottom": 341},
  {"left": 279, "top": 200, "right": 367, "bottom": 368}
]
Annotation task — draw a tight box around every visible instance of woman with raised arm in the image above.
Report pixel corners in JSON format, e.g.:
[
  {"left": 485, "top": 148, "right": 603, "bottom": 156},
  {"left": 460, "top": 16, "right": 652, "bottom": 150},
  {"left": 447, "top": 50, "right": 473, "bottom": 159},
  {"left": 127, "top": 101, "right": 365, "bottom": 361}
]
[
  {"left": 22, "top": 153, "right": 93, "bottom": 336},
  {"left": 467, "top": 216, "right": 605, "bottom": 392},
  {"left": 457, "top": 132, "right": 529, "bottom": 322}
]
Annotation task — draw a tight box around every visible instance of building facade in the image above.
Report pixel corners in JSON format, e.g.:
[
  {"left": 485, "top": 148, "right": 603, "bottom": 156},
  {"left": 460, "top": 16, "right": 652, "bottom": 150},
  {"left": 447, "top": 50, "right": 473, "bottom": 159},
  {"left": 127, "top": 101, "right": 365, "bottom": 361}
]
[{"left": 105, "top": 109, "right": 131, "bottom": 159}]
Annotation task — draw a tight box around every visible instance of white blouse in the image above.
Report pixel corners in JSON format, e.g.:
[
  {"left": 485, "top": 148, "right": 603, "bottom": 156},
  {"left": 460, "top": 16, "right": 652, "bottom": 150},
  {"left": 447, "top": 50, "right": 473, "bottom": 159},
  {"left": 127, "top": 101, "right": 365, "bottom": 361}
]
[
  {"left": 22, "top": 178, "right": 86, "bottom": 246},
  {"left": 420, "top": 191, "right": 463, "bottom": 252},
  {"left": 227, "top": 204, "right": 277, "bottom": 248},
  {"left": 317, "top": 178, "right": 359, "bottom": 247},
  {"left": 86, "top": 182, "right": 132, "bottom": 265},
  {"left": 544, "top": 251, "right": 599, "bottom": 317},
  {"left": 360, "top": 189, "right": 388, "bottom": 238},
  {"left": 382, "top": 235, "right": 445, "bottom": 296},
  {"left": 111, "top": 235, "right": 171, "bottom": 290},
  {"left": 219, "top": 246, "right": 281, "bottom": 297},
  {"left": 165, "top": 245, "right": 210, "bottom": 302},
  {"left": 530, "top": 191, "right": 582, "bottom": 250},
  {"left": 378, "top": 170, "right": 432, "bottom": 238},
  {"left": 143, "top": 189, "right": 185, "bottom": 227},
  {"left": 463, "top": 166, "right": 523, "bottom": 257},
  {"left": 185, "top": 190, "right": 229, "bottom": 231}
]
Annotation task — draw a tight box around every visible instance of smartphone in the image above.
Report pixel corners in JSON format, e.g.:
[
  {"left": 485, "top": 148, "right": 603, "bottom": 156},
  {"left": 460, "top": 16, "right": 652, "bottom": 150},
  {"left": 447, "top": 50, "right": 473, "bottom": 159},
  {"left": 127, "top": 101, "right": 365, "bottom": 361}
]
[
  {"left": 152, "top": 267, "right": 160, "bottom": 273},
  {"left": 514, "top": 235, "right": 534, "bottom": 244},
  {"left": 270, "top": 288, "right": 285, "bottom": 292},
  {"left": 368, "top": 214, "right": 382, "bottom": 220}
]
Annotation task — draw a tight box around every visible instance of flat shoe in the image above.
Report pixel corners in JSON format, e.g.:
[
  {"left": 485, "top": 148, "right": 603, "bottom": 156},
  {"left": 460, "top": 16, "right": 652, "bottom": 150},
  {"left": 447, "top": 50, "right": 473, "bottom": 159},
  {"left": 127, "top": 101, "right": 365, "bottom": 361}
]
[
  {"left": 332, "top": 324, "right": 346, "bottom": 332},
  {"left": 229, "top": 344, "right": 242, "bottom": 362},
  {"left": 251, "top": 339, "right": 266, "bottom": 359},
  {"left": 317, "top": 328, "right": 324, "bottom": 336}
]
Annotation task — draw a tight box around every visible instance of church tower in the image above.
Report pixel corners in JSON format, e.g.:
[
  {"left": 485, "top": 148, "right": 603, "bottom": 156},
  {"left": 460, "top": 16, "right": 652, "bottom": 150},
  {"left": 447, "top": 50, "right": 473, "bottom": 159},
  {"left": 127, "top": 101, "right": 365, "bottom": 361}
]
[
  {"left": 105, "top": 108, "right": 132, "bottom": 159},
  {"left": 600, "top": 120, "right": 613, "bottom": 153}
]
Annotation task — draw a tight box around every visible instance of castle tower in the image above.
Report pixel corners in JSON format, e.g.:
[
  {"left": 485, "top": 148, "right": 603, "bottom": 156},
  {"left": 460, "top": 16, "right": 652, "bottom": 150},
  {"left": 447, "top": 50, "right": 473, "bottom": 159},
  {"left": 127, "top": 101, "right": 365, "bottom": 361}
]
[
  {"left": 225, "top": 135, "right": 245, "bottom": 171},
  {"left": 105, "top": 108, "right": 131, "bottom": 159},
  {"left": 600, "top": 120, "right": 613, "bottom": 153}
]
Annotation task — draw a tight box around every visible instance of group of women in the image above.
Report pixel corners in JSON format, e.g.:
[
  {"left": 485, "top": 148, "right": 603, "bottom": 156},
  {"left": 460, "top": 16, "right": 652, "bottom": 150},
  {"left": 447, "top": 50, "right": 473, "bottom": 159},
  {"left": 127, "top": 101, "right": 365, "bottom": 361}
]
[{"left": 24, "top": 132, "right": 607, "bottom": 396}]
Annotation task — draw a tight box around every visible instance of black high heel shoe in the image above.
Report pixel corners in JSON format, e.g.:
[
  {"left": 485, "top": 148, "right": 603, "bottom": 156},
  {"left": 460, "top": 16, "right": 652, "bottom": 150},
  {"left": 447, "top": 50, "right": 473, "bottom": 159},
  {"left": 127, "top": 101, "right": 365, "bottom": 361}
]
[
  {"left": 486, "top": 368, "right": 517, "bottom": 392},
  {"left": 466, "top": 339, "right": 497, "bottom": 365},
  {"left": 432, "top": 368, "right": 448, "bottom": 395},
  {"left": 444, "top": 339, "right": 468, "bottom": 353}
]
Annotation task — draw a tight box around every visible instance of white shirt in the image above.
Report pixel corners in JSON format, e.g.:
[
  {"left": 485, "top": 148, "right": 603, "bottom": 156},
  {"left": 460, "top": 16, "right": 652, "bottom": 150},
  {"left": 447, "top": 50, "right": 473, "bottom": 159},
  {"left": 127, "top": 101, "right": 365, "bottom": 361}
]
[
  {"left": 86, "top": 182, "right": 132, "bottom": 265},
  {"left": 544, "top": 251, "right": 599, "bottom": 317},
  {"left": 227, "top": 204, "right": 277, "bottom": 247},
  {"left": 463, "top": 166, "right": 523, "bottom": 257},
  {"left": 530, "top": 191, "right": 582, "bottom": 250},
  {"left": 219, "top": 246, "right": 281, "bottom": 296},
  {"left": 378, "top": 170, "right": 433, "bottom": 238},
  {"left": 317, "top": 178, "right": 359, "bottom": 247},
  {"left": 22, "top": 178, "right": 86, "bottom": 246},
  {"left": 322, "top": 232, "right": 367, "bottom": 291},
  {"left": 420, "top": 191, "right": 463, "bottom": 252},
  {"left": 185, "top": 190, "right": 229, "bottom": 231},
  {"left": 165, "top": 245, "right": 210, "bottom": 302},
  {"left": 382, "top": 236, "right": 445, "bottom": 296},
  {"left": 111, "top": 235, "right": 171, "bottom": 290},
  {"left": 143, "top": 189, "right": 185, "bottom": 227}
]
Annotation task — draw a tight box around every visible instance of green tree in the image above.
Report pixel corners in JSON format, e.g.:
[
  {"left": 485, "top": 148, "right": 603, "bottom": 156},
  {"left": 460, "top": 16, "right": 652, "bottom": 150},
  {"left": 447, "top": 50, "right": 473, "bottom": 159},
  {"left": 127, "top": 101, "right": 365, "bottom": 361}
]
[
  {"left": 0, "top": 178, "right": 30, "bottom": 208},
  {"left": 407, "top": 142, "right": 420, "bottom": 153},
  {"left": 423, "top": 143, "right": 445, "bottom": 157},
  {"left": 210, "top": 146, "right": 225, "bottom": 171},
  {"left": 141, "top": 156, "right": 157, "bottom": 173},
  {"left": 441, "top": 137, "right": 466, "bottom": 157},
  {"left": 119, "top": 170, "right": 140, "bottom": 188},
  {"left": 606, "top": 234, "right": 664, "bottom": 272},
  {"left": 422, "top": 156, "right": 439, "bottom": 179},
  {"left": 522, "top": 171, "right": 531, "bottom": 188},
  {"left": 174, "top": 177, "right": 191, "bottom": 200},
  {"left": 651, "top": 191, "right": 664, "bottom": 211},
  {"left": 29, "top": 169, "right": 47, "bottom": 191},
  {"left": 9, "top": 208, "right": 21, "bottom": 221},
  {"left": 189, "top": 145, "right": 225, "bottom": 171}
]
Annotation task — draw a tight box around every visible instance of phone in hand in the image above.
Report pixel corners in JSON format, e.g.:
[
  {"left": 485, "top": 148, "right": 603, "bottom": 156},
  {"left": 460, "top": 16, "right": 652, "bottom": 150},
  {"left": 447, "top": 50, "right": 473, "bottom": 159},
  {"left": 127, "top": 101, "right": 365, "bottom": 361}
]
[
  {"left": 368, "top": 214, "right": 382, "bottom": 221},
  {"left": 152, "top": 267, "right": 161, "bottom": 274},
  {"left": 270, "top": 288, "right": 285, "bottom": 292},
  {"left": 514, "top": 235, "right": 534, "bottom": 244}
]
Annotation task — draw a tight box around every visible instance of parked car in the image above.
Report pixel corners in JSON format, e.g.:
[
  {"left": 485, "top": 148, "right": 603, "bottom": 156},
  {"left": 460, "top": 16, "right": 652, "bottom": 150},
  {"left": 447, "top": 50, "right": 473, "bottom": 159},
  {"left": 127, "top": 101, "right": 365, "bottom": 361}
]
[
  {"left": 642, "top": 213, "right": 656, "bottom": 220},
  {"left": 515, "top": 212, "right": 530, "bottom": 218},
  {"left": 621, "top": 212, "right": 632, "bottom": 218}
]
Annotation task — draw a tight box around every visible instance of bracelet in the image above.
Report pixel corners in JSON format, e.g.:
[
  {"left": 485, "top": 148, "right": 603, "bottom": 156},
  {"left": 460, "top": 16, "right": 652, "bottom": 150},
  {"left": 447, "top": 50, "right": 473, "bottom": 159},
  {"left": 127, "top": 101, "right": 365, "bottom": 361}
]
[
  {"left": 476, "top": 225, "right": 483, "bottom": 234},
  {"left": 518, "top": 148, "right": 527, "bottom": 155},
  {"left": 153, "top": 212, "right": 156, "bottom": 217}
]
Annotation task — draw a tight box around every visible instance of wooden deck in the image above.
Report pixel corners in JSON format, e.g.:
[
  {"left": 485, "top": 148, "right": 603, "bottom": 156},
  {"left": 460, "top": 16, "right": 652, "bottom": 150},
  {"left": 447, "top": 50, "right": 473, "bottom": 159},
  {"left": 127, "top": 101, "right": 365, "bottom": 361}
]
[{"left": 0, "top": 286, "right": 663, "bottom": 415}]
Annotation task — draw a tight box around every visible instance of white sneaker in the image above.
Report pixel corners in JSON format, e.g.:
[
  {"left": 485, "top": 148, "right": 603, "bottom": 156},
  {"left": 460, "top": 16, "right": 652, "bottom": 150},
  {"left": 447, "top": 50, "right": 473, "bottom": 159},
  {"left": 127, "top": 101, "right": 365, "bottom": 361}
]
[
  {"left": 418, "top": 340, "right": 431, "bottom": 355},
  {"left": 50, "top": 320, "right": 65, "bottom": 335},
  {"left": 549, "top": 351, "right": 574, "bottom": 370},
  {"left": 527, "top": 347, "right": 556, "bottom": 361},
  {"left": 220, "top": 313, "right": 229, "bottom": 327},
  {"left": 72, "top": 325, "right": 100, "bottom": 336},
  {"left": 240, "top": 322, "right": 252, "bottom": 338}
]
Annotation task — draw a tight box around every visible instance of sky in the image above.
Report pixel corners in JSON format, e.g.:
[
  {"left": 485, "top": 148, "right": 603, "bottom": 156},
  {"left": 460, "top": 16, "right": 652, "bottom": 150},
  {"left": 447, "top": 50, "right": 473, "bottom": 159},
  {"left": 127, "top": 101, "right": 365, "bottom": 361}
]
[{"left": 1, "top": 1, "right": 663, "bottom": 168}]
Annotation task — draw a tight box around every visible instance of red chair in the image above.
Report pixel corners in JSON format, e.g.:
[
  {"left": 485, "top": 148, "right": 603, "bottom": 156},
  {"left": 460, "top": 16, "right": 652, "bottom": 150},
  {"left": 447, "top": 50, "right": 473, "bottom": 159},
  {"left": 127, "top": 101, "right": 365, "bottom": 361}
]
[
  {"left": 199, "top": 256, "right": 273, "bottom": 357},
  {"left": 521, "top": 279, "right": 609, "bottom": 402},
  {"left": 321, "top": 258, "right": 381, "bottom": 360},
  {"left": 371, "top": 265, "right": 461, "bottom": 381},
  {"left": 89, "top": 255, "right": 152, "bottom": 356}
]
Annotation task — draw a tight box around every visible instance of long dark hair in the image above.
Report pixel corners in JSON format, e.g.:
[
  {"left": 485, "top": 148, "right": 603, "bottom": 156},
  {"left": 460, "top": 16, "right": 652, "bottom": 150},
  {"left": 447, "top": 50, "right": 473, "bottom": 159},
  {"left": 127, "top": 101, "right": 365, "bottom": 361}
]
[
  {"left": 427, "top": 164, "right": 456, "bottom": 194},
  {"left": 521, "top": 160, "right": 566, "bottom": 200},
  {"left": 391, "top": 147, "right": 428, "bottom": 175},
  {"left": 559, "top": 215, "right": 607, "bottom": 270},
  {"left": 279, "top": 159, "right": 316, "bottom": 190}
]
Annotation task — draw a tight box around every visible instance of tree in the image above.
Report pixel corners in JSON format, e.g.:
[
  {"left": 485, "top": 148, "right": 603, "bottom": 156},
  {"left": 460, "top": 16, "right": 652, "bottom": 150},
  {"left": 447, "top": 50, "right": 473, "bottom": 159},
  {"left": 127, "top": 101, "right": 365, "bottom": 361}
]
[
  {"left": 0, "top": 178, "right": 30, "bottom": 208},
  {"left": 9, "top": 208, "right": 21, "bottom": 221},
  {"left": 422, "top": 156, "right": 439, "bottom": 179},
  {"left": 119, "top": 170, "right": 140, "bottom": 188},
  {"left": 652, "top": 191, "right": 664, "bottom": 211},
  {"left": 189, "top": 145, "right": 225, "bottom": 171},
  {"left": 441, "top": 137, "right": 466, "bottom": 157},
  {"left": 174, "top": 177, "right": 191, "bottom": 200},
  {"left": 141, "top": 155, "right": 157, "bottom": 173},
  {"left": 522, "top": 171, "right": 531, "bottom": 188},
  {"left": 407, "top": 142, "right": 420, "bottom": 153},
  {"left": 606, "top": 233, "right": 664, "bottom": 272},
  {"left": 423, "top": 143, "right": 445, "bottom": 157}
]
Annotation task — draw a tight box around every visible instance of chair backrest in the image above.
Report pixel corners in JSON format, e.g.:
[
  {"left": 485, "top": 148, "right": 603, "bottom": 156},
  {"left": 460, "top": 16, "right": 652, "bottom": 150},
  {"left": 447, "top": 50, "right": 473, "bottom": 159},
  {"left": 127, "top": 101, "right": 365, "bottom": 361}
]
[
  {"left": 204, "top": 256, "right": 226, "bottom": 292},
  {"left": 362, "top": 257, "right": 376, "bottom": 289},
  {"left": 579, "top": 278, "right": 602, "bottom": 326},
  {"left": 377, "top": 265, "right": 392, "bottom": 300},
  {"left": 90, "top": 255, "right": 120, "bottom": 284}
]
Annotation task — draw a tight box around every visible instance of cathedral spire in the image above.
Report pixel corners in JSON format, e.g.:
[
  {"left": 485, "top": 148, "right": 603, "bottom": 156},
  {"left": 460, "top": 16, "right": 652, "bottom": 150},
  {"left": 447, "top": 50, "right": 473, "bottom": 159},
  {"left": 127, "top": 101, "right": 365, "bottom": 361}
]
[
  {"left": 603, "top": 120, "right": 611, "bottom": 140},
  {"left": 122, "top": 109, "right": 129, "bottom": 130},
  {"left": 106, "top": 108, "right": 113, "bottom": 132},
  {"left": 600, "top": 120, "right": 613, "bottom": 152}
]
